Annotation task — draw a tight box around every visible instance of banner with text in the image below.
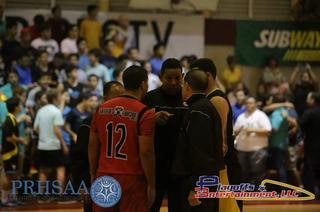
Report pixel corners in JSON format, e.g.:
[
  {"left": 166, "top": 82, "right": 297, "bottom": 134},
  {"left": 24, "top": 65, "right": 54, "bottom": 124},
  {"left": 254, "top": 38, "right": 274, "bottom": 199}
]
[
  {"left": 5, "top": 9, "right": 204, "bottom": 60},
  {"left": 235, "top": 21, "right": 320, "bottom": 66}
]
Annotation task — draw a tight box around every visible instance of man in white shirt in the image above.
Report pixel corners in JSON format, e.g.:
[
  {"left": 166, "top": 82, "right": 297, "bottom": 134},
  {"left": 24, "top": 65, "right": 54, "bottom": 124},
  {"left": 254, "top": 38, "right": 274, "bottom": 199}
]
[
  {"left": 60, "top": 25, "right": 79, "bottom": 57},
  {"left": 31, "top": 25, "right": 59, "bottom": 62},
  {"left": 86, "top": 49, "right": 110, "bottom": 95},
  {"left": 33, "top": 89, "right": 69, "bottom": 194},
  {"left": 143, "top": 61, "right": 161, "bottom": 91},
  {"left": 234, "top": 97, "right": 271, "bottom": 186}
]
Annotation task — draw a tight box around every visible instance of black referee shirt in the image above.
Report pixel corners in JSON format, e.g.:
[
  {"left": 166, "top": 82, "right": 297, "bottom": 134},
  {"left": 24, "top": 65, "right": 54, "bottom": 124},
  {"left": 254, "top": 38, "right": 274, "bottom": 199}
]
[{"left": 172, "top": 94, "right": 224, "bottom": 190}]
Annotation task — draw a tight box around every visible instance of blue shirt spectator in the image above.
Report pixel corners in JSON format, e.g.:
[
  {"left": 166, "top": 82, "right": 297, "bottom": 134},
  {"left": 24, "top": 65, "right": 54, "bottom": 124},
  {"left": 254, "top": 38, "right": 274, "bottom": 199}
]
[{"left": 232, "top": 89, "right": 247, "bottom": 122}]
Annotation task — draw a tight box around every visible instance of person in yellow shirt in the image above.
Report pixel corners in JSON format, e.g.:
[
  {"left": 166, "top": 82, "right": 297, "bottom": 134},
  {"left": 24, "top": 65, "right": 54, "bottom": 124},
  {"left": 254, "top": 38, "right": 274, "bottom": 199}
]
[
  {"left": 80, "top": 5, "right": 102, "bottom": 50},
  {"left": 222, "top": 56, "right": 241, "bottom": 91}
]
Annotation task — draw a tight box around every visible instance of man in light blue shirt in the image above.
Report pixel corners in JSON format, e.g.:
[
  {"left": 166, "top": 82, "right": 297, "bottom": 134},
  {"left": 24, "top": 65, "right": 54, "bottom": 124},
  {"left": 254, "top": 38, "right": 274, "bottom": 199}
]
[
  {"left": 0, "top": 71, "right": 20, "bottom": 99},
  {"left": 86, "top": 49, "right": 110, "bottom": 95}
]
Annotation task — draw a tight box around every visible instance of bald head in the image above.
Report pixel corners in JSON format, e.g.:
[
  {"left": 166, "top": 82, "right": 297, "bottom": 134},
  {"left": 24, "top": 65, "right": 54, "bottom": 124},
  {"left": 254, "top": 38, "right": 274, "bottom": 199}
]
[{"left": 184, "top": 70, "right": 208, "bottom": 93}]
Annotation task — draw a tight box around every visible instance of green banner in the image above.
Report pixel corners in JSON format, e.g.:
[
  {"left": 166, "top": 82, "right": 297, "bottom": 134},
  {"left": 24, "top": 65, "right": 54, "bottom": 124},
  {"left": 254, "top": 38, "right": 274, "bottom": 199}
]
[{"left": 235, "top": 21, "right": 320, "bottom": 66}]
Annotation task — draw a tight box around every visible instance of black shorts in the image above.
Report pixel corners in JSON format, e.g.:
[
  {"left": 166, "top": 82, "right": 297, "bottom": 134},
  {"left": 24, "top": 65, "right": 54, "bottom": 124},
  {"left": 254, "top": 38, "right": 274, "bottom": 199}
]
[
  {"left": 3, "top": 154, "right": 19, "bottom": 174},
  {"left": 36, "top": 149, "right": 66, "bottom": 168}
]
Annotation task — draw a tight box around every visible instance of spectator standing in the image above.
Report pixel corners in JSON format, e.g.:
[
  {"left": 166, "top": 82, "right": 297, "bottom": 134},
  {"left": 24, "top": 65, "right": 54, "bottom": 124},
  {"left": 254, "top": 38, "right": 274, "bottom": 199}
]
[
  {"left": 100, "top": 39, "right": 117, "bottom": 69},
  {"left": 84, "top": 74, "right": 101, "bottom": 99},
  {"left": 62, "top": 65, "right": 84, "bottom": 108},
  {"left": 86, "top": 49, "right": 110, "bottom": 95},
  {"left": 142, "top": 61, "right": 161, "bottom": 91},
  {"left": 31, "top": 51, "right": 52, "bottom": 83},
  {"left": 1, "top": 97, "right": 27, "bottom": 206},
  {"left": 300, "top": 92, "right": 320, "bottom": 196},
  {"left": 68, "top": 53, "right": 87, "bottom": 84},
  {"left": 31, "top": 25, "right": 59, "bottom": 62},
  {"left": 290, "top": 64, "right": 318, "bottom": 117},
  {"left": 268, "top": 94, "right": 290, "bottom": 183},
  {"left": 19, "top": 29, "right": 37, "bottom": 61},
  {"left": 262, "top": 56, "right": 286, "bottom": 88},
  {"left": 127, "top": 47, "right": 141, "bottom": 67},
  {"left": 0, "top": 71, "right": 20, "bottom": 99},
  {"left": 47, "top": 5, "right": 70, "bottom": 43},
  {"left": 14, "top": 54, "right": 32, "bottom": 86},
  {"left": 149, "top": 43, "right": 166, "bottom": 76},
  {"left": 80, "top": 5, "right": 102, "bottom": 50},
  {"left": 222, "top": 56, "right": 241, "bottom": 92},
  {"left": 234, "top": 97, "right": 271, "bottom": 186},
  {"left": 231, "top": 89, "right": 247, "bottom": 123},
  {"left": 77, "top": 38, "right": 90, "bottom": 70},
  {"left": 60, "top": 25, "right": 79, "bottom": 57},
  {"left": 2, "top": 21, "right": 21, "bottom": 71},
  {"left": 33, "top": 89, "right": 69, "bottom": 195},
  {"left": 22, "top": 14, "right": 45, "bottom": 40}
]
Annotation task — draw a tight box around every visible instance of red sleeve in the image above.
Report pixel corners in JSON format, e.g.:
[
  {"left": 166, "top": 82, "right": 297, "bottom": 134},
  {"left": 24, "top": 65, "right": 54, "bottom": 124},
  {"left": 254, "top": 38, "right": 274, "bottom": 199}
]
[
  {"left": 91, "top": 109, "right": 99, "bottom": 133},
  {"left": 139, "top": 108, "right": 155, "bottom": 136}
]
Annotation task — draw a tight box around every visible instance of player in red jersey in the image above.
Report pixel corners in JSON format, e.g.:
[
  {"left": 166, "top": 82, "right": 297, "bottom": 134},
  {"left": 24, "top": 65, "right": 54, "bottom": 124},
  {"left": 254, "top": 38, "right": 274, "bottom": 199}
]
[{"left": 89, "top": 65, "right": 156, "bottom": 212}]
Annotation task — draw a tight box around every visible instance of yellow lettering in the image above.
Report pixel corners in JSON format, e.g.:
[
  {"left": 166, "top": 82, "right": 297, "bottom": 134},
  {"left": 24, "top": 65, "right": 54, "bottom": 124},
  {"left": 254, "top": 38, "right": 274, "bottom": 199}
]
[
  {"left": 290, "top": 31, "right": 307, "bottom": 48},
  {"left": 316, "top": 31, "right": 320, "bottom": 48},
  {"left": 303, "top": 31, "right": 315, "bottom": 48}
]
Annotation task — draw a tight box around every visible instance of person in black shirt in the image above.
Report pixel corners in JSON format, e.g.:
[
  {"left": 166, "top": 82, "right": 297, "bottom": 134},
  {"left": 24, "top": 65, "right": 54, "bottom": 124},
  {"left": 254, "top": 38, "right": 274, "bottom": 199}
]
[
  {"left": 2, "top": 21, "right": 21, "bottom": 71},
  {"left": 62, "top": 65, "right": 84, "bottom": 107},
  {"left": 142, "top": 58, "right": 185, "bottom": 212},
  {"left": 300, "top": 92, "right": 320, "bottom": 197},
  {"left": 1, "top": 97, "right": 27, "bottom": 206},
  {"left": 172, "top": 70, "right": 223, "bottom": 212},
  {"left": 190, "top": 58, "right": 243, "bottom": 211},
  {"left": 290, "top": 64, "right": 318, "bottom": 117}
]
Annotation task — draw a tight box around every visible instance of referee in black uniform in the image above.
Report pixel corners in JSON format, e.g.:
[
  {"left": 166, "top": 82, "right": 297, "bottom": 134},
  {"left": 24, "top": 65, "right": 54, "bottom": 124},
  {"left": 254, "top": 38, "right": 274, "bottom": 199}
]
[
  {"left": 142, "top": 58, "right": 185, "bottom": 212},
  {"left": 172, "top": 69, "right": 224, "bottom": 212},
  {"left": 191, "top": 58, "right": 243, "bottom": 211}
]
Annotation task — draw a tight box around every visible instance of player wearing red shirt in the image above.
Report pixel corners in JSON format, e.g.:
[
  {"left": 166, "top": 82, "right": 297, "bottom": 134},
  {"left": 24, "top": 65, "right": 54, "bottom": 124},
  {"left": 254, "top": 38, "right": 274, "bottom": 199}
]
[{"left": 89, "top": 65, "right": 156, "bottom": 212}]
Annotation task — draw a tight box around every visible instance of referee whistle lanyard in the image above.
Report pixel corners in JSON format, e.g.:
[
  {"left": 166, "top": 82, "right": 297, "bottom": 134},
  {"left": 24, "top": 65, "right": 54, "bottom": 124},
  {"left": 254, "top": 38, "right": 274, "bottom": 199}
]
[{"left": 1, "top": 113, "right": 19, "bottom": 161}]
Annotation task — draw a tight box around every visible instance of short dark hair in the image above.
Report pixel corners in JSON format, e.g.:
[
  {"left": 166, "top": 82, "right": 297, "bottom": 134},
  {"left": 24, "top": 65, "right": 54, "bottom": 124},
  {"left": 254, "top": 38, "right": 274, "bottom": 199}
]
[
  {"left": 160, "top": 58, "right": 182, "bottom": 75},
  {"left": 153, "top": 43, "right": 165, "bottom": 53},
  {"left": 87, "top": 5, "right": 98, "bottom": 13},
  {"left": 65, "top": 65, "right": 78, "bottom": 77},
  {"left": 35, "top": 90, "right": 47, "bottom": 102},
  {"left": 67, "top": 24, "right": 77, "bottom": 33},
  {"left": 184, "top": 70, "right": 208, "bottom": 92},
  {"left": 122, "top": 65, "right": 148, "bottom": 90},
  {"left": 77, "top": 38, "right": 86, "bottom": 46},
  {"left": 227, "top": 55, "right": 235, "bottom": 65},
  {"left": 6, "top": 97, "right": 20, "bottom": 113},
  {"left": 89, "top": 48, "right": 101, "bottom": 58},
  {"left": 190, "top": 58, "right": 217, "bottom": 79},
  {"left": 46, "top": 89, "right": 60, "bottom": 104},
  {"left": 88, "top": 74, "right": 99, "bottom": 81},
  {"left": 33, "top": 14, "right": 45, "bottom": 25},
  {"left": 103, "top": 81, "right": 123, "bottom": 96},
  {"left": 68, "top": 53, "right": 79, "bottom": 60},
  {"left": 78, "top": 92, "right": 96, "bottom": 103}
]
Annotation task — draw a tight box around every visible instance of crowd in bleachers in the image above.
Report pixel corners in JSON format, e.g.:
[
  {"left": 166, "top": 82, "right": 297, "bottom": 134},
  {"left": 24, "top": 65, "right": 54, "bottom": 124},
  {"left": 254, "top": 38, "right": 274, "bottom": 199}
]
[{"left": 0, "top": 3, "right": 319, "bottom": 207}]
